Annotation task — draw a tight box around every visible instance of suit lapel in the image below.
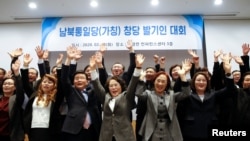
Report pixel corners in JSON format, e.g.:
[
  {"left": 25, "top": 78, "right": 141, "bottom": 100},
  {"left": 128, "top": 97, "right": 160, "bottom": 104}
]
[
  {"left": 105, "top": 94, "right": 113, "bottom": 112},
  {"left": 73, "top": 88, "right": 87, "bottom": 104},
  {"left": 150, "top": 91, "right": 158, "bottom": 115},
  {"left": 113, "top": 93, "right": 123, "bottom": 113},
  {"left": 165, "top": 91, "right": 173, "bottom": 121}
]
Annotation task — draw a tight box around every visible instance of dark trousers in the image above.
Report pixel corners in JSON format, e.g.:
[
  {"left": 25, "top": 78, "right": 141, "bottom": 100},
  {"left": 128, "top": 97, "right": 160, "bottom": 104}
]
[
  {"left": 63, "top": 125, "right": 98, "bottom": 141},
  {"left": 0, "top": 135, "right": 10, "bottom": 141},
  {"left": 29, "top": 128, "right": 50, "bottom": 141}
]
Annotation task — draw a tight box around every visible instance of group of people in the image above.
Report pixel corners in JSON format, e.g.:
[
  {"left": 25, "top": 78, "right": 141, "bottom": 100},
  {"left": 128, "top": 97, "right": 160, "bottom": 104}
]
[{"left": 0, "top": 41, "right": 250, "bottom": 141}]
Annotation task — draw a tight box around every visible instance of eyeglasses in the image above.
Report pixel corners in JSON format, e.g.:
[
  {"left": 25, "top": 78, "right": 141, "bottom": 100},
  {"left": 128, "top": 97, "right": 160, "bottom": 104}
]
[{"left": 3, "top": 82, "right": 14, "bottom": 85}]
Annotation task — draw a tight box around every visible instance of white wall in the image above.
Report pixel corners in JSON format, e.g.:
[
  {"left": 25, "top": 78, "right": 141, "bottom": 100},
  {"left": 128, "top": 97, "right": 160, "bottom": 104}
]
[
  {"left": 1, "top": 19, "right": 250, "bottom": 76},
  {"left": 0, "top": 23, "right": 41, "bottom": 72},
  {"left": 204, "top": 19, "right": 250, "bottom": 72}
]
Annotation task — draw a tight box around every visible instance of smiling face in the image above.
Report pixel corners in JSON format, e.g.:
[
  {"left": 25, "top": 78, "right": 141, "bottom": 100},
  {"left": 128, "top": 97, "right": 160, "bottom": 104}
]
[
  {"left": 111, "top": 63, "right": 124, "bottom": 76},
  {"left": 2, "top": 78, "right": 16, "bottom": 97},
  {"left": 194, "top": 74, "right": 208, "bottom": 94},
  {"left": 28, "top": 68, "right": 38, "bottom": 82},
  {"left": 108, "top": 79, "right": 122, "bottom": 97},
  {"left": 145, "top": 68, "right": 156, "bottom": 81},
  {"left": 73, "top": 73, "right": 88, "bottom": 90},
  {"left": 232, "top": 71, "right": 241, "bottom": 84},
  {"left": 154, "top": 74, "right": 168, "bottom": 95},
  {"left": 242, "top": 74, "right": 250, "bottom": 89},
  {"left": 171, "top": 66, "right": 181, "bottom": 80},
  {"left": 41, "top": 77, "right": 56, "bottom": 94}
]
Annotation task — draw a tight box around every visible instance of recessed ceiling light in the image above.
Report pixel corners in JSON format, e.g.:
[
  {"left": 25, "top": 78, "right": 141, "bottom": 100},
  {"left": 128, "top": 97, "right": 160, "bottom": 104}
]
[
  {"left": 214, "top": 0, "right": 223, "bottom": 5},
  {"left": 28, "top": 2, "right": 37, "bottom": 9},
  {"left": 90, "top": 1, "right": 98, "bottom": 7},
  {"left": 151, "top": 0, "right": 159, "bottom": 6}
]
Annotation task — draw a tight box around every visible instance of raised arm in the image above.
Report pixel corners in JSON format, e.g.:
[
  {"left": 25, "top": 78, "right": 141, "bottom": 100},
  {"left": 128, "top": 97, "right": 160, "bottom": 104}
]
[
  {"left": 35, "top": 46, "right": 47, "bottom": 77},
  {"left": 210, "top": 49, "right": 224, "bottom": 90},
  {"left": 12, "top": 59, "right": 25, "bottom": 108},
  {"left": 174, "top": 59, "right": 191, "bottom": 102},
  {"left": 123, "top": 39, "right": 136, "bottom": 85},
  {"left": 89, "top": 54, "right": 106, "bottom": 104},
  {"left": 125, "top": 53, "right": 144, "bottom": 108},
  {"left": 188, "top": 49, "right": 200, "bottom": 79},
  {"left": 95, "top": 50, "right": 108, "bottom": 87},
  {"left": 20, "top": 53, "right": 34, "bottom": 97},
  {"left": 61, "top": 46, "right": 76, "bottom": 97}
]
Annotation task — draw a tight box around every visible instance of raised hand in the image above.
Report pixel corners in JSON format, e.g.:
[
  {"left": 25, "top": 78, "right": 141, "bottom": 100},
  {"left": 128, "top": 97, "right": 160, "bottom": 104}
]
[
  {"left": 56, "top": 53, "right": 64, "bottom": 67},
  {"left": 23, "top": 53, "right": 33, "bottom": 67},
  {"left": 223, "top": 57, "right": 231, "bottom": 74},
  {"left": 74, "top": 48, "right": 82, "bottom": 61},
  {"left": 126, "top": 39, "right": 134, "bottom": 52},
  {"left": 159, "top": 56, "right": 166, "bottom": 65},
  {"left": 66, "top": 46, "right": 76, "bottom": 60},
  {"left": 182, "top": 59, "right": 192, "bottom": 74},
  {"left": 89, "top": 55, "right": 97, "bottom": 71},
  {"left": 232, "top": 56, "right": 244, "bottom": 66},
  {"left": 188, "top": 49, "right": 198, "bottom": 58},
  {"left": 178, "top": 59, "right": 190, "bottom": 82},
  {"left": 35, "top": 46, "right": 44, "bottom": 59},
  {"left": 153, "top": 54, "right": 159, "bottom": 64},
  {"left": 8, "top": 48, "right": 23, "bottom": 59},
  {"left": 43, "top": 49, "right": 49, "bottom": 60},
  {"left": 220, "top": 52, "right": 232, "bottom": 63},
  {"left": 99, "top": 43, "right": 107, "bottom": 55},
  {"left": 135, "top": 53, "right": 145, "bottom": 68},
  {"left": 214, "top": 49, "right": 223, "bottom": 59},
  {"left": 242, "top": 43, "right": 250, "bottom": 56},
  {"left": 95, "top": 51, "right": 103, "bottom": 65}
]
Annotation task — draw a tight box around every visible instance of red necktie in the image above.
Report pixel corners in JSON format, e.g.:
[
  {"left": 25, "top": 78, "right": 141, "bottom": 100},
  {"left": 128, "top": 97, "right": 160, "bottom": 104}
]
[{"left": 83, "top": 112, "right": 91, "bottom": 129}]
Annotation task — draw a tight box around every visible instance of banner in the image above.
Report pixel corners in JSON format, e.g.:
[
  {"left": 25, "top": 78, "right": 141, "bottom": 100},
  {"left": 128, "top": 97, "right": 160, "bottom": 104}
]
[{"left": 41, "top": 15, "right": 203, "bottom": 51}]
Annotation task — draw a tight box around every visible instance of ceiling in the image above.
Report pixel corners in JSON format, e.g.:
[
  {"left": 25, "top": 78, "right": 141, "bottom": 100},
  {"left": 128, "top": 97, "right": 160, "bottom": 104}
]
[{"left": 1, "top": 0, "right": 250, "bottom": 23}]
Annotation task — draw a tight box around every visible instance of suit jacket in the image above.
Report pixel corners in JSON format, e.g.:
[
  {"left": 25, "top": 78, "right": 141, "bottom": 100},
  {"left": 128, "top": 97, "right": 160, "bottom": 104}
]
[
  {"left": 178, "top": 77, "right": 235, "bottom": 139},
  {"left": 61, "top": 64, "right": 102, "bottom": 135},
  {"left": 22, "top": 68, "right": 64, "bottom": 138},
  {"left": 91, "top": 71, "right": 139, "bottom": 141},
  {"left": 3, "top": 75, "right": 25, "bottom": 141},
  {"left": 136, "top": 81, "right": 190, "bottom": 141}
]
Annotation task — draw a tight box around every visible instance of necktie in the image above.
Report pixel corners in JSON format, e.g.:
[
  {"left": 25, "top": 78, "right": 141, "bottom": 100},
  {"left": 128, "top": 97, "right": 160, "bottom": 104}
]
[
  {"left": 83, "top": 112, "right": 91, "bottom": 129},
  {"left": 82, "top": 90, "right": 91, "bottom": 129}
]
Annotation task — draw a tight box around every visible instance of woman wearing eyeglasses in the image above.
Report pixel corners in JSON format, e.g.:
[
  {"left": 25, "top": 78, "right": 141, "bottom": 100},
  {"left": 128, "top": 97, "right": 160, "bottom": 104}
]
[{"left": 0, "top": 60, "right": 25, "bottom": 141}]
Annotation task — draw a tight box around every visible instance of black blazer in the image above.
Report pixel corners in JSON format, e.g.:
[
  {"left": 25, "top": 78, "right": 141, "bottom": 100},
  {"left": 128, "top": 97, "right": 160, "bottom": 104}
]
[
  {"left": 7, "top": 74, "right": 25, "bottom": 141},
  {"left": 21, "top": 68, "right": 64, "bottom": 138},
  {"left": 61, "top": 64, "right": 102, "bottom": 135}
]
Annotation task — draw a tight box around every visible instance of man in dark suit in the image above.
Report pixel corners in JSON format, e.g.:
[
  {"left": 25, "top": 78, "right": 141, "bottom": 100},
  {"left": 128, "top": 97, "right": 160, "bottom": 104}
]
[{"left": 61, "top": 47, "right": 102, "bottom": 141}]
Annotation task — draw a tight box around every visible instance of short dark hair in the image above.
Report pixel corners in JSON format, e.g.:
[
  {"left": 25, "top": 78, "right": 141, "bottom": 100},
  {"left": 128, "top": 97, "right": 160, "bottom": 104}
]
[
  {"left": 0, "top": 68, "right": 6, "bottom": 75},
  {"left": 29, "top": 67, "right": 38, "bottom": 76},
  {"left": 104, "top": 76, "right": 127, "bottom": 93},
  {"left": 169, "top": 64, "right": 181, "bottom": 78},
  {"left": 111, "top": 62, "right": 125, "bottom": 71},
  {"left": 145, "top": 67, "right": 156, "bottom": 72},
  {"left": 232, "top": 70, "right": 240, "bottom": 74},
  {"left": 83, "top": 65, "right": 90, "bottom": 73},
  {"left": 242, "top": 71, "right": 250, "bottom": 80},
  {"left": 72, "top": 70, "right": 88, "bottom": 84}
]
